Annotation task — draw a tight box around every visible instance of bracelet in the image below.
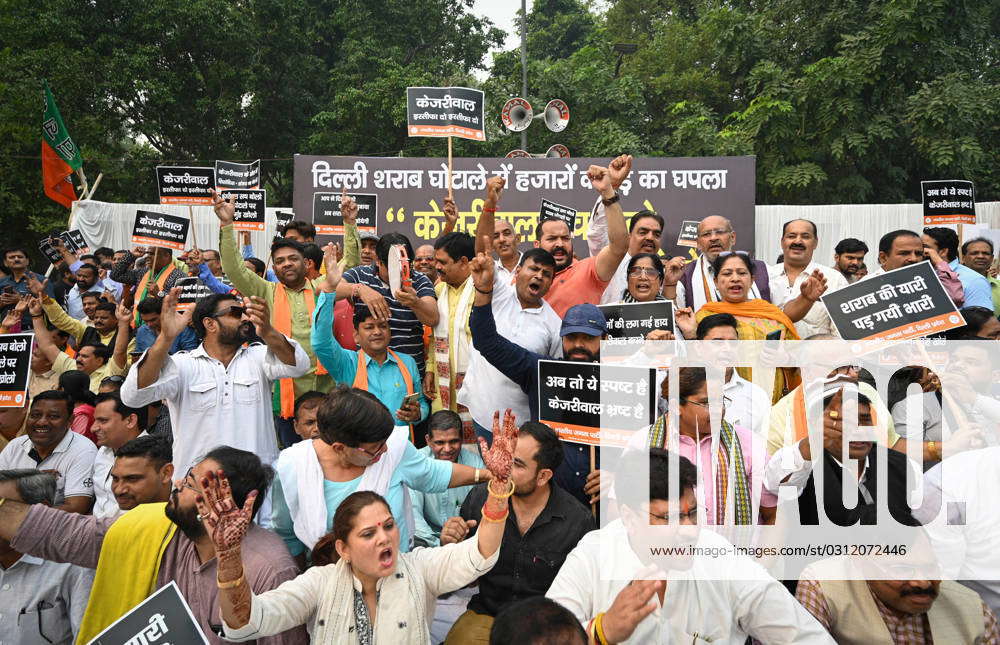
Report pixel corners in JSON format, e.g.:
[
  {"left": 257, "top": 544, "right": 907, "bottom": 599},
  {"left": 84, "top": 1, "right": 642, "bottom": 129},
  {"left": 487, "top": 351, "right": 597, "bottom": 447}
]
[
  {"left": 928, "top": 441, "right": 939, "bottom": 461},
  {"left": 30, "top": 314, "right": 43, "bottom": 318},
  {"left": 217, "top": 573, "right": 245, "bottom": 589},
  {"left": 482, "top": 207, "right": 497, "bottom": 214},
  {"left": 474, "top": 468, "right": 481, "bottom": 484},
  {"left": 601, "top": 192, "right": 620, "bottom": 206},
  {"left": 595, "top": 612, "right": 609, "bottom": 645},
  {"left": 487, "top": 478, "right": 515, "bottom": 499},
  {"left": 587, "top": 618, "right": 598, "bottom": 644},
  {"left": 351, "top": 283, "right": 361, "bottom": 300},
  {"left": 474, "top": 286, "right": 494, "bottom": 295},
  {"left": 481, "top": 503, "right": 509, "bottom": 523},
  {"left": 0, "top": 498, "right": 5, "bottom": 510}
]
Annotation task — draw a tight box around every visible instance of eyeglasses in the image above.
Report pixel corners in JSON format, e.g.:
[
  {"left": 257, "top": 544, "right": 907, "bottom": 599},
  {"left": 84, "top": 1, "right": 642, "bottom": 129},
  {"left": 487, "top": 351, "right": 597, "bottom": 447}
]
[
  {"left": 698, "top": 228, "right": 732, "bottom": 239},
  {"left": 628, "top": 267, "right": 662, "bottom": 278},
  {"left": 101, "top": 375, "right": 126, "bottom": 385},
  {"left": 180, "top": 468, "right": 202, "bottom": 494},
  {"left": 649, "top": 506, "right": 699, "bottom": 524},
  {"left": 717, "top": 250, "right": 749, "bottom": 258},
  {"left": 210, "top": 305, "right": 245, "bottom": 319},
  {"left": 680, "top": 396, "right": 732, "bottom": 408},
  {"left": 354, "top": 441, "right": 388, "bottom": 459}
]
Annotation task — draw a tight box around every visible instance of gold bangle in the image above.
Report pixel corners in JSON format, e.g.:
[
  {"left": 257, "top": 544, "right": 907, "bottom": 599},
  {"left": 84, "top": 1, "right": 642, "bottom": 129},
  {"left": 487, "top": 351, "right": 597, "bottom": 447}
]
[
  {"left": 595, "top": 612, "right": 609, "bottom": 645},
  {"left": 474, "top": 468, "right": 481, "bottom": 484},
  {"left": 0, "top": 498, "right": 5, "bottom": 510},
  {"left": 217, "top": 573, "right": 245, "bottom": 589},
  {"left": 487, "top": 478, "right": 515, "bottom": 499},
  {"left": 928, "top": 441, "right": 939, "bottom": 461}
]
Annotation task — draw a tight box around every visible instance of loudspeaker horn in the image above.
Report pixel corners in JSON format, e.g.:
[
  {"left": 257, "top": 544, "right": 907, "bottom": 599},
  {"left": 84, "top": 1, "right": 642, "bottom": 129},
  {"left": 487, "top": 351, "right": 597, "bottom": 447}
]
[
  {"left": 542, "top": 99, "right": 570, "bottom": 132},
  {"left": 504, "top": 149, "right": 532, "bottom": 159},
  {"left": 545, "top": 144, "right": 570, "bottom": 158},
  {"left": 500, "top": 98, "right": 533, "bottom": 132}
]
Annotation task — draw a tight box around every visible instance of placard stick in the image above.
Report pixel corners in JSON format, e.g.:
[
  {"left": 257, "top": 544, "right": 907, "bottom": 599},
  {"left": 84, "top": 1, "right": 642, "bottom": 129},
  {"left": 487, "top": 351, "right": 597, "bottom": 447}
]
[
  {"left": 589, "top": 446, "right": 597, "bottom": 517},
  {"left": 447, "top": 136, "right": 454, "bottom": 200},
  {"left": 85, "top": 172, "right": 103, "bottom": 201},
  {"left": 187, "top": 205, "right": 199, "bottom": 249}
]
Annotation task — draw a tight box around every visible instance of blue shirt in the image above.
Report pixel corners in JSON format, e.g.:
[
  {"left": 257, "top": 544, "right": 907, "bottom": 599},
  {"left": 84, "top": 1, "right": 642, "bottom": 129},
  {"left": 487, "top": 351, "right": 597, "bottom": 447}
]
[
  {"left": 950, "top": 259, "right": 994, "bottom": 310},
  {"left": 134, "top": 323, "right": 200, "bottom": 355},
  {"left": 196, "top": 263, "right": 234, "bottom": 295},
  {"left": 410, "top": 446, "right": 485, "bottom": 547},
  {"left": 311, "top": 291, "right": 429, "bottom": 424},
  {"left": 0, "top": 271, "right": 52, "bottom": 326},
  {"left": 272, "top": 440, "right": 453, "bottom": 555}
]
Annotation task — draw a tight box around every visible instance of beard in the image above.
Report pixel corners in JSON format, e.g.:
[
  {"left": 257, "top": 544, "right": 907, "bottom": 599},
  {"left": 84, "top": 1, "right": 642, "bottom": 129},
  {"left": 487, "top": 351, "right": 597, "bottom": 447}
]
[
  {"left": 566, "top": 347, "right": 597, "bottom": 362},
  {"left": 165, "top": 489, "right": 205, "bottom": 540},
  {"left": 218, "top": 321, "right": 258, "bottom": 347}
]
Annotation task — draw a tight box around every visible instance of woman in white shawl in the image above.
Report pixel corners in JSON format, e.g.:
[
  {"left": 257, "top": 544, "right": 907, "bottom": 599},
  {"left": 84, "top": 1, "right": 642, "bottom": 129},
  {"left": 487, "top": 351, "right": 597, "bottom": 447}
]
[{"left": 200, "top": 409, "right": 519, "bottom": 645}]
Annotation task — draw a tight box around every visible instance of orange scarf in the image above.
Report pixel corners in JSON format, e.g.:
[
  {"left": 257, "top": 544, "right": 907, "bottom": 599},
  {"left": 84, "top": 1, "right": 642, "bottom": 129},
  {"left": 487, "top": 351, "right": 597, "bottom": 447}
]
[
  {"left": 353, "top": 349, "right": 415, "bottom": 441},
  {"left": 273, "top": 282, "right": 327, "bottom": 418},
  {"left": 134, "top": 263, "right": 173, "bottom": 326},
  {"left": 698, "top": 299, "right": 802, "bottom": 340}
]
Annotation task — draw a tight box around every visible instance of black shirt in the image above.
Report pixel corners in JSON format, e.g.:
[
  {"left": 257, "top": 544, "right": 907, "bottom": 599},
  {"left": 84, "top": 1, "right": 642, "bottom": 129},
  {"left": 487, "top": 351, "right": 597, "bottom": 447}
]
[{"left": 460, "top": 481, "right": 596, "bottom": 616}]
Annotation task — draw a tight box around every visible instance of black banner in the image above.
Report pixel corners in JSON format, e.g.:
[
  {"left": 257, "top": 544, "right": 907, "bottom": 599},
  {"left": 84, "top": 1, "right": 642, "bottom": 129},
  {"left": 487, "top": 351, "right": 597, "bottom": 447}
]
[
  {"left": 38, "top": 237, "right": 63, "bottom": 265},
  {"left": 921, "top": 180, "right": 976, "bottom": 225},
  {"left": 598, "top": 301, "right": 674, "bottom": 346},
  {"left": 677, "top": 220, "right": 699, "bottom": 247},
  {"left": 821, "top": 260, "right": 965, "bottom": 342},
  {"left": 215, "top": 159, "right": 261, "bottom": 190},
  {"left": 88, "top": 581, "right": 209, "bottom": 645},
  {"left": 59, "top": 230, "right": 89, "bottom": 254},
  {"left": 220, "top": 189, "right": 267, "bottom": 232},
  {"left": 156, "top": 166, "right": 216, "bottom": 205},
  {"left": 175, "top": 277, "right": 217, "bottom": 312},
  {"left": 313, "top": 192, "right": 377, "bottom": 236},
  {"left": 0, "top": 334, "right": 32, "bottom": 408},
  {"left": 132, "top": 210, "right": 190, "bottom": 251},
  {"left": 406, "top": 86, "right": 485, "bottom": 141},
  {"left": 537, "top": 360, "right": 657, "bottom": 447},
  {"left": 539, "top": 198, "right": 578, "bottom": 236}
]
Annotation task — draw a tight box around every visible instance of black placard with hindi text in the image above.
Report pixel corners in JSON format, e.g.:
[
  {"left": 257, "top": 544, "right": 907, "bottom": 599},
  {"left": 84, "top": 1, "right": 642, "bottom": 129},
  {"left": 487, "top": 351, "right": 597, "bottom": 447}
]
[
  {"left": 406, "top": 86, "right": 485, "bottom": 141},
  {"left": 921, "top": 180, "right": 976, "bottom": 226},
  {"left": 175, "top": 277, "right": 217, "bottom": 313},
  {"left": 0, "top": 334, "right": 32, "bottom": 408},
  {"left": 537, "top": 360, "right": 657, "bottom": 447},
  {"left": 156, "top": 166, "right": 216, "bottom": 205},
  {"left": 215, "top": 159, "right": 261, "bottom": 190},
  {"left": 313, "top": 193, "right": 377, "bottom": 235},
  {"left": 131, "top": 210, "right": 190, "bottom": 251},
  {"left": 821, "top": 260, "right": 965, "bottom": 342},
  {"left": 88, "top": 581, "right": 209, "bottom": 645},
  {"left": 59, "top": 230, "right": 89, "bottom": 254},
  {"left": 598, "top": 301, "right": 674, "bottom": 346},
  {"left": 220, "top": 189, "right": 267, "bottom": 232},
  {"left": 539, "top": 199, "right": 578, "bottom": 236},
  {"left": 677, "top": 220, "right": 699, "bottom": 247},
  {"left": 38, "top": 237, "right": 63, "bottom": 265}
]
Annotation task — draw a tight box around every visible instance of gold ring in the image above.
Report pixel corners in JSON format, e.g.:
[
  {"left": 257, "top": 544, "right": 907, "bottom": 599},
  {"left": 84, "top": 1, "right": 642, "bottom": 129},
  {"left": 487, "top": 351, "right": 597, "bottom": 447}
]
[{"left": 828, "top": 411, "right": 840, "bottom": 419}]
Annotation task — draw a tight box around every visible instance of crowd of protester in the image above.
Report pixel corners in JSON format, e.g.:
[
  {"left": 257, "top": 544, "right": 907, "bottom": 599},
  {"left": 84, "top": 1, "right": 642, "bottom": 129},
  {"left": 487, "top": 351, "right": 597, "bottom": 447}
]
[{"left": 0, "top": 155, "right": 998, "bottom": 644}]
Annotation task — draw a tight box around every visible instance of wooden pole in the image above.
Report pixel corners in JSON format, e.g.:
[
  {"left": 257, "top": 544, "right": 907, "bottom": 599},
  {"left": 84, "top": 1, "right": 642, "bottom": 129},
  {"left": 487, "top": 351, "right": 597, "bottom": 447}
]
[
  {"left": 589, "top": 445, "right": 597, "bottom": 518},
  {"left": 447, "top": 136, "right": 454, "bottom": 201},
  {"left": 187, "top": 204, "right": 199, "bottom": 250},
  {"left": 85, "top": 172, "right": 103, "bottom": 201}
]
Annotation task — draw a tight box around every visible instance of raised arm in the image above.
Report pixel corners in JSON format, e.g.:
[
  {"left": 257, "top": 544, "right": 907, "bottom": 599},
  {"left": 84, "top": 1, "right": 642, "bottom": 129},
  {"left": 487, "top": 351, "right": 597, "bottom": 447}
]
[
  {"left": 212, "top": 189, "right": 271, "bottom": 299},
  {"left": 475, "top": 177, "right": 505, "bottom": 256},
  {"left": 136, "top": 288, "right": 191, "bottom": 389},
  {"left": 472, "top": 409, "right": 516, "bottom": 558},
  {"left": 35, "top": 278, "right": 86, "bottom": 342},
  {"left": 781, "top": 269, "right": 828, "bottom": 323},
  {"left": 245, "top": 296, "right": 297, "bottom": 367},
  {"left": 339, "top": 189, "right": 361, "bottom": 270},
  {"left": 28, "top": 297, "right": 61, "bottom": 363},
  {"left": 112, "top": 302, "right": 133, "bottom": 371},
  {"left": 591, "top": 158, "right": 631, "bottom": 282}
]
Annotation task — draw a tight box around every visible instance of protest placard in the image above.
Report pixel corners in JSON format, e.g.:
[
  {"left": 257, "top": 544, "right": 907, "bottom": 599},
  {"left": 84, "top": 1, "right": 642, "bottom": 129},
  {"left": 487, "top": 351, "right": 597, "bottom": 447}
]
[
  {"left": 539, "top": 198, "right": 578, "bottom": 236},
  {"left": 406, "top": 87, "right": 485, "bottom": 141},
  {"left": 921, "top": 180, "right": 976, "bottom": 225},
  {"left": 131, "top": 210, "right": 190, "bottom": 251},
  {"left": 174, "top": 277, "right": 217, "bottom": 313},
  {"left": 677, "top": 220, "right": 699, "bottom": 247},
  {"left": 821, "top": 260, "right": 965, "bottom": 342},
  {"left": 155, "top": 166, "right": 216, "bottom": 205},
  {"left": 0, "top": 334, "right": 32, "bottom": 408},
  {"left": 598, "top": 301, "right": 674, "bottom": 346},
  {"left": 220, "top": 189, "right": 266, "bottom": 231},
  {"left": 538, "top": 360, "right": 657, "bottom": 447},
  {"left": 38, "top": 237, "right": 63, "bottom": 265},
  {"left": 215, "top": 159, "right": 261, "bottom": 190},
  {"left": 313, "top": 192, "right": 377, "bottom": 236},
  {"left": 87, "top": 581, "right": 208, "bottom": 645},
  {"left": 59, "top": 229, "right": 89, "bottom": 254}
]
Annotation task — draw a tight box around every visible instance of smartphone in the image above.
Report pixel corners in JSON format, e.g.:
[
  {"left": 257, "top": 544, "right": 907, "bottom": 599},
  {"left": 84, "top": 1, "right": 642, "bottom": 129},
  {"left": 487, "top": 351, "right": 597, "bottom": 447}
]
[
  {"left": 765, "top": 329, "right": 783, "bottom": 341},
  {"left": 401, "top": 392, "right": 422, "bottom": 407}
]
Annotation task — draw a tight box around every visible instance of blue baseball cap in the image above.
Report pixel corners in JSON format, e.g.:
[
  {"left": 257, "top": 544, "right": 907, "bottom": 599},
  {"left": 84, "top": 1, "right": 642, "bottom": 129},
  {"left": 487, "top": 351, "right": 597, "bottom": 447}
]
[{"left": 560, "top": 304, "right": 608, "bottom": 337}]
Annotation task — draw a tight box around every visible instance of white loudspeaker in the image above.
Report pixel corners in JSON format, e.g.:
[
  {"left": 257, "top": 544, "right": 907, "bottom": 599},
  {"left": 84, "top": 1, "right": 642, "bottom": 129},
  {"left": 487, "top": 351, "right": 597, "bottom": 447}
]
[
  {"left": 505, "top": 149, "right": 532, "bottom": 158},
  {"left": 501, "top": 98, "right": 533, "bottom": 132},
  {"left": 545, "top": 144, "right": 570, "bottom": 158},
  {"left": 542, "top": 99, "right": 570, "bottom": 132}
]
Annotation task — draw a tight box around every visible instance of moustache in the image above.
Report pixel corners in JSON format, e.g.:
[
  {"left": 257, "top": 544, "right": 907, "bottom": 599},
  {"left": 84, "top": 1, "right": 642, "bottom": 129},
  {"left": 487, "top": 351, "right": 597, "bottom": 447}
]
[
  {"left": 900, "top": 586, "right": 938, "bottom": 598},
  {"left": 790, "top": 244, "right": 806, "bottom": 250}
]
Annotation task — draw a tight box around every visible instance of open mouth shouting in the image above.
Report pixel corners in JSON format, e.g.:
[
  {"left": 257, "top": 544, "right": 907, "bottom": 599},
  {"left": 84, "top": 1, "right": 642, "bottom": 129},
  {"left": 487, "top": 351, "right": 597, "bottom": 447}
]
[{"left": 377, "top": 546, "right": 395, "bottom": 570}]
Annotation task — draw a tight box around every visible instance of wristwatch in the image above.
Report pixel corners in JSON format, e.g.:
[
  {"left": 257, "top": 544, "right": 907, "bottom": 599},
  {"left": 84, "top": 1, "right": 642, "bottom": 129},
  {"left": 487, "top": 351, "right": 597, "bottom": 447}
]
[{"left": 601, "top": 191, "right": 620, "bottom": 206}]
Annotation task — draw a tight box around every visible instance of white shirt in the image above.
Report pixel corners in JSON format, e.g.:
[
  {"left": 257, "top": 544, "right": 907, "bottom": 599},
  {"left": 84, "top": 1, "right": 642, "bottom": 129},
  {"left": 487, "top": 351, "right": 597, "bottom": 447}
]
[
  {"left": 767, "top": 261, "right": 847, "bottom": 338},
  {"left": 92, "top": 430, "right": 149, "bottom": 520},
  {"left": 0, "top": 432, "right": 96, "bottom": 503},
  {"left": 0, "top": 554, "right": 94, "bottom": 645},
  {"left": 120, "top": 340, "right": 310, "bottom": 475},
  {"left": 458, "top": 270, "right": 562, "bottom": 428},
  {"left": 494, "top": 254, "right": 522, "bottom": 285},
  {"left": 546, "top": 520, "right": 835, "bottom": 644}
]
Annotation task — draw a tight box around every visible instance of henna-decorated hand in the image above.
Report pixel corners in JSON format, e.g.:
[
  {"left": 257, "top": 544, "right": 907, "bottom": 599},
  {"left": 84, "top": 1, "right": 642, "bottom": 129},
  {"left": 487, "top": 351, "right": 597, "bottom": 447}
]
[
  {"left": 194, "top": 469, "right": 258, "bottom": 554},
  {"left": 479, "top": 409, "right": 518, "bottom": 482}
]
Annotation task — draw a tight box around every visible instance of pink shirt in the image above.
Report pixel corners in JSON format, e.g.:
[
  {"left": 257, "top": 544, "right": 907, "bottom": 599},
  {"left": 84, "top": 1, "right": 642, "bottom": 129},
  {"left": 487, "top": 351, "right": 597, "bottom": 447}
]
[
  {"left": 544, "top": 256, "right": 610, "bottom": 317},
  {"left": 674, "top": 424, "right": 777, "bottom": 524}
]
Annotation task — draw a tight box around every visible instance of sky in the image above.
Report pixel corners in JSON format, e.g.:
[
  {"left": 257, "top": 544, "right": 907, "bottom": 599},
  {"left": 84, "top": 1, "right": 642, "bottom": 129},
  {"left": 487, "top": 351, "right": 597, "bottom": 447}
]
[{"left": 473, "top": 0, "right": 531, "bottom": 53}]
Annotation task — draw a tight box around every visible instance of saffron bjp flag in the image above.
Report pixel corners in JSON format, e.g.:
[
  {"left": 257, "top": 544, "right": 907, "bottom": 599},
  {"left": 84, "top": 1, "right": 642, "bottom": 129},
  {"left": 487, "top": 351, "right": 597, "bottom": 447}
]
[{"left": 41, "top": 80, "right": 82, "bottom": 208}]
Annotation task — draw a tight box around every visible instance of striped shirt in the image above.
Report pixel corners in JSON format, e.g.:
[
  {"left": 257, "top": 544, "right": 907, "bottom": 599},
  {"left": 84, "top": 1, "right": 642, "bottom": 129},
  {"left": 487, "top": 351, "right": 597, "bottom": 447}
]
[{"left": 341, "top": 264, "right": 437, "bottom": 374}]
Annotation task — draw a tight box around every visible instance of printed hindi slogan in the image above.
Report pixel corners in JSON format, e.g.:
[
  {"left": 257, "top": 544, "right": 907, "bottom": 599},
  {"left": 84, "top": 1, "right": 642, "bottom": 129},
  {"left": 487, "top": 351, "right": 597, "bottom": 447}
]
[
  {"left": 60, "top": 229, "right": 89, "bottom": 254},
  {"left": 155, "top": 166, "right": 216, "bottom": 205},
  {"left": 537, "top": 360, "right": 657, "bottom": 447},
  {"left": 921, "top": 180, "right": 976, "bottom": 226},
  {"left": 676, "top": 220, "right": 700, "bottom": 247},
  {"left": 88, "top": 581, "right": 209, "bottom": 645},
  {"left": 598, "top": 301, "right": 675, "bottom": 346},
  {"left": 0, "top": 334, "right": 32, "bottom": 407},
  {"left": 821, "top": 260, "right": 965, "bottom": 342},
  {"left": 215, "top": 159, "right": 261, "bottom": 190},
  {"left": 293, "top": 156, "right": 755, "bottom": 257},
  {"left": 313, "top": 193, "right": 378, "bottom": 236},
  {"left": 539, "top": 198, "right": 578, "bottom": 236},
  {"left": 406, "top": 86, "right": 485, "bottom": 141},
  {"left": 175, "top": 277, "right": 217, "bottom": 313},
  {"left": 220, "top": 189, "right": 267, "bottom": 231},
  {"left": 131, "top": 210, "right": 190, "bottom": 251}
]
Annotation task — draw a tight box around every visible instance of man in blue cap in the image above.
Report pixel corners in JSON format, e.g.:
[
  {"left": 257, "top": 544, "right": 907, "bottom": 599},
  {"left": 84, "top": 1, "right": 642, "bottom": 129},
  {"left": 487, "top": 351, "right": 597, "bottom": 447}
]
[{"left": 468, "top": 252, "right": 607, "bottom": 505}]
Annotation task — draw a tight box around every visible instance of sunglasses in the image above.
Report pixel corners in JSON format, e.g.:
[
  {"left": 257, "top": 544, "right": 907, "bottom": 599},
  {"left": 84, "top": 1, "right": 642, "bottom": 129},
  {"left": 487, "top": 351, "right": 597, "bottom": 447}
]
[
  {"left": 101, "top": 375, "right": 126, "bottom": 385},
  {"left": 210, "top": 305, "right": 246, "bottom": 319}
]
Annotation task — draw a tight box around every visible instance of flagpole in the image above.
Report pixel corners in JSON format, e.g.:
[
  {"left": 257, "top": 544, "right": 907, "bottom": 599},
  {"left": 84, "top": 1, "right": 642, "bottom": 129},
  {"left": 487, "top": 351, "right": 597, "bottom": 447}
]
[{"left": 188, "top": 205, "right": 199, "bottom": 250}]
